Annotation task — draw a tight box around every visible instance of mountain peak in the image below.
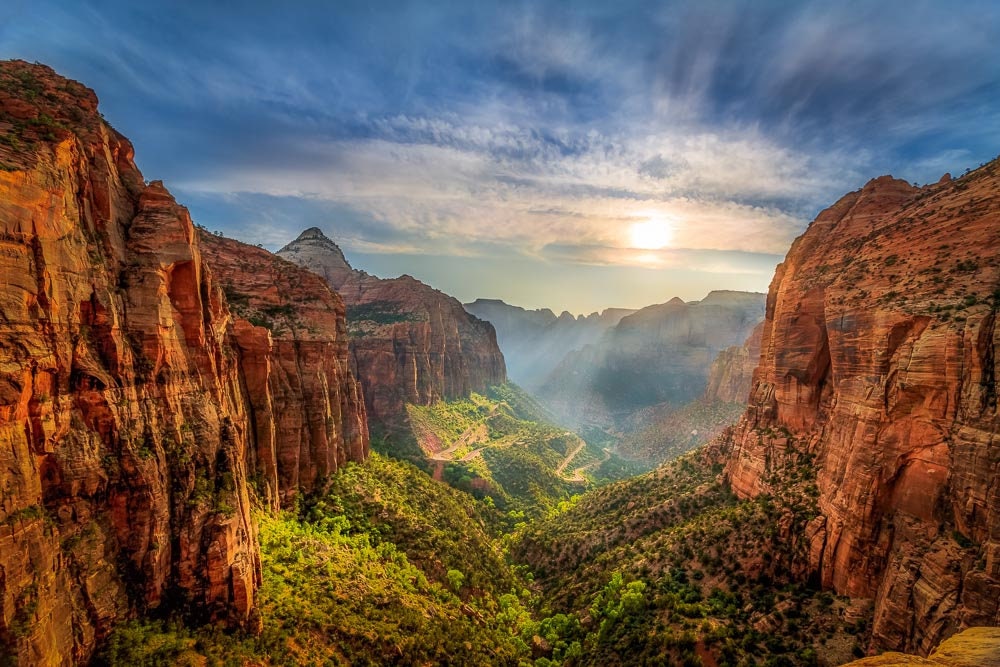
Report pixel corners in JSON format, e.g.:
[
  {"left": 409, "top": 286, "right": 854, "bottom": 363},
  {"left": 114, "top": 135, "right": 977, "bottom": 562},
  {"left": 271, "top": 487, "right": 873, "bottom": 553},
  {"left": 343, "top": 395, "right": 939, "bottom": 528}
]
[{"left": 277, "top": 227, "right": 354, "bottom": 287}]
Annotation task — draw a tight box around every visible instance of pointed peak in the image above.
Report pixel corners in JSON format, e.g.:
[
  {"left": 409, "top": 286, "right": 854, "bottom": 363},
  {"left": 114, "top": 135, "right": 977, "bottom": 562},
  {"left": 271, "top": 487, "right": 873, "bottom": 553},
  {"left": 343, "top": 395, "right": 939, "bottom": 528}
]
[
  {"left": 281, "top": 227, "right": 346, "bottom": 257},
  {"left": 277, "top": 227, "right": 354, "bottom": 285}
]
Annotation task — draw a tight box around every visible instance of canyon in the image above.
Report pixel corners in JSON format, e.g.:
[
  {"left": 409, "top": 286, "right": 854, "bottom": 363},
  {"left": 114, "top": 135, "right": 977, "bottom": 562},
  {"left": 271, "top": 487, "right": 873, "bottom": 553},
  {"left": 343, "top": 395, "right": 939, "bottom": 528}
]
[
  {"left": 1, "top": 58, "right": 999, "bottom": 667},
  {"left": 463, "top": 298, "right": 635, "bottom": 391},
  {"left": 538, "top": 290, "right": 764, "bottom": 429}
]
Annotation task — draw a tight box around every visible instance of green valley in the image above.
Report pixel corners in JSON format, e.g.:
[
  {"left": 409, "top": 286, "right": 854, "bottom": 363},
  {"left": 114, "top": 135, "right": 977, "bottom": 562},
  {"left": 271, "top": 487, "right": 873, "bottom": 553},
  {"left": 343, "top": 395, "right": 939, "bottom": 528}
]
[{"left": 376, "top": 383, "right": 644, "bottom": 521}]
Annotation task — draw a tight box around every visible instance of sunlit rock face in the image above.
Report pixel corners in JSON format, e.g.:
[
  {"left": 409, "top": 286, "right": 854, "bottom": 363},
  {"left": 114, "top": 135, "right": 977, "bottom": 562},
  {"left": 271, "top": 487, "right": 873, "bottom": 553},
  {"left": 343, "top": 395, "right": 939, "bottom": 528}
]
[
  {"left": 278, "top": 229, "right": 506, "bottom": 425},
  {"left": 198, "top": 231, "right": 369, "bottom": 508},
  {"left": 0, "top": 61, "right": 369, "bottom": 664},
  {"left": 724, "top": 166, "right": 1000, "bottom": 654}
]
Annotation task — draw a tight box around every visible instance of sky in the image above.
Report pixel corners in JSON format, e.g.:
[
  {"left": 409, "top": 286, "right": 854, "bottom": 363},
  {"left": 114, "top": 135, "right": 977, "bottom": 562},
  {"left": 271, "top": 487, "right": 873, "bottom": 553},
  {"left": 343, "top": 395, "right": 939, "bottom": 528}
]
[{"left": 2, "top": 1, "right": 999, "bottom": 314}]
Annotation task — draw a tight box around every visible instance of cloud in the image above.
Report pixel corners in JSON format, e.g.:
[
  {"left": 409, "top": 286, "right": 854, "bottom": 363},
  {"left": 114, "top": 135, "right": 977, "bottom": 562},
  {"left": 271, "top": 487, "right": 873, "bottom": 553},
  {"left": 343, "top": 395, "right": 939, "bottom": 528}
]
[
  {"left": 174, "top": 112, "right": 854, "bottom": 264},
  {"left": 4, "top": 0, "right": 999, "bottom": 311}
]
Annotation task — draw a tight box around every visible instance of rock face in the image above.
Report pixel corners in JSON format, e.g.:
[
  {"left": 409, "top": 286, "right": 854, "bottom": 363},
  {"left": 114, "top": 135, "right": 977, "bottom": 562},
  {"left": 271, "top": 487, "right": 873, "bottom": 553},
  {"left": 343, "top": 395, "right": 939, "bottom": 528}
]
[
  {"left": 724, "top": 166, "right": 1000, "bottom": 654},
  {"left": 463, "top": 298, "right": 634, "bottom": 391},
  {"left": 278, "top": 228, "right": 506, "bottom": 425},
  {"left": 704, "top": 322, "right": 764, "bottom": 404},
  {"left": 540, "top": 290, "right": 765, "bottom": 428},
  {"left": 844, "top": 626, "right": 1000, "bottom": 666},
  {"left": 0, "top": 61, "right": 368, "bottom": 665},
  {"left": 198, "top": 232, "right": 368, "bottom": 508}
]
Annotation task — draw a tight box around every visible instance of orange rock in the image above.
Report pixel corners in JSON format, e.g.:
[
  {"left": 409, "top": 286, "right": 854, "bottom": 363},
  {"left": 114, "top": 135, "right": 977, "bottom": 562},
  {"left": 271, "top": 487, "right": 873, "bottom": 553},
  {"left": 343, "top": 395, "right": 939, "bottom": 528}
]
[
  {"left": 198, "top": 231, "right": 369, "bottom": 508},
  {"left": 278, "top": 228, "right": 506, "bottom": 424},
  {"left": 724, "top": 162, "right": 1000, "bottom": 654},
  {"left": 0, "top": 60, "right": 365, "bottom": 664}
]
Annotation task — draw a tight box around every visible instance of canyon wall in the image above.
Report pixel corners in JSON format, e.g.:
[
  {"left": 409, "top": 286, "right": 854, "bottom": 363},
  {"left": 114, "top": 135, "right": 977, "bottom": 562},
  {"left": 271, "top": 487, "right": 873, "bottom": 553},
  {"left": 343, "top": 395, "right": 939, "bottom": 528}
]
[
  {"left": 0, "top": 61, "right": 367, "bottom": 665},
  {"left": 724, "top": 167, "right": 1000, "bottom": 654},
  {"left": 540, "top": 290, "right": 765, "bottom": 428},
  {"left": 198, "top": 232, "right": 369, "bottom": 508},
  {"left": 278, "top": 228, "right": 506, "bottom": 424},
  {"left": 464, "top": 298, "right": 634, "bottom": 391},
  {"left": 704, "top": 321, "right": 764, "bottom": 404}
]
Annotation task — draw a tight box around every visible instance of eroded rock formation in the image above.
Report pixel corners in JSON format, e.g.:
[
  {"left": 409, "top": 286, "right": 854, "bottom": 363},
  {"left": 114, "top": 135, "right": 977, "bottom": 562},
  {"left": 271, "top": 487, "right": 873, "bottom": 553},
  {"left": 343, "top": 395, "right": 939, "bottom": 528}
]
[
  {"left": 724, "top": 166, "right": 1000, "bottom": 654},
  {"left": 540, "top": 290, "right": 765, "bottom": 428},
  {"left": 463, "top": 298, "right": 635, "bottom": 391},
  {"left": 198, "top": 232, "right": 368, "bottom": 508},
  {"left": 0, "top": 60, "right": 368, "bottom": 665},
  {"left": 704, "top": 321, "right": 764, "bottom": 404},
  {"left": 278, "top": 228, "right": 506, "bottom": 424}
]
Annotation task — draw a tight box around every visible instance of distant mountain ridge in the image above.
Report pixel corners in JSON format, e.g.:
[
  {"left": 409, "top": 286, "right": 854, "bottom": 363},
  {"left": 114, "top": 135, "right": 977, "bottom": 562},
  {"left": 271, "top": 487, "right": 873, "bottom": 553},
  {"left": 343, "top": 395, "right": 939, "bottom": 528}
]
[
  {"left": 540, "top": 290, "right": 765, "bottom": 428},
  {"left": 278, "top": 229, "right": 506, "bottom": 425},
  {"left": 464, "top": 298, "right": 635, "bottom": 390}
]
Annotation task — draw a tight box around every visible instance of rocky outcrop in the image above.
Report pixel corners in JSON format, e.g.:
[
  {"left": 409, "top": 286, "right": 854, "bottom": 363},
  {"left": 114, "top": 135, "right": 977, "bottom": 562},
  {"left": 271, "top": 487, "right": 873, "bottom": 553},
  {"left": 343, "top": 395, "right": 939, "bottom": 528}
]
[
  {"left": 463, "top": 298, "right": 634, "bottom": 390},
  {"left": 844, "top": 627, "right": 1000, "bottom": 666},
  {"left": 724, "top": 164, "right": 1000, "bottom": 654},
  {"left": 278, "top": 228, "right": 506, "bottom": 425},
  {"left": 540, "top": 290, "right": 765, "bottom": 428},
  {"left": 0, "top": 61, "right": 368, "bottom": 665},
  {"left": 704, "top": 321, "right": 764, "bottom": 404},
  {"left": 198, "top": 232, "right": 368, "bottom": 508}
]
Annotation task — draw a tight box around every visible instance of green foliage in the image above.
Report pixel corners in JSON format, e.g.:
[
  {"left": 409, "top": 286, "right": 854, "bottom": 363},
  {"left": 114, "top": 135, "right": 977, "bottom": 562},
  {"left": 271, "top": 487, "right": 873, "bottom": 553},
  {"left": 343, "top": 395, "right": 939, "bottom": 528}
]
[
  {"left": 618, "top": 399, "right": 746, "bottom": 466},
  {"left": 347, "top": 301, "right": 420, "bottom": 326},
  {"left": 446, "top": 568, "right": 465, "bottom": 592},
  {"left": 513, "top": 440, "right": 864, "bottom": 666},
  {"left": 392, "top": 384, "right": 636, "bottom": 522},
  {"left": 99, "top": 454, "right": 536, "bottom": 666}
]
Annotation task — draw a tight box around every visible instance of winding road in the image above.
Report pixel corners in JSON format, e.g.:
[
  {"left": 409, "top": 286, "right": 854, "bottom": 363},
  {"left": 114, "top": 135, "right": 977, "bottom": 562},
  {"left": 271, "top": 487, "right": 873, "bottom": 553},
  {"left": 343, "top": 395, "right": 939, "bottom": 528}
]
[{"left": 554, "top": 434, "right": 612, "bottom": 483}]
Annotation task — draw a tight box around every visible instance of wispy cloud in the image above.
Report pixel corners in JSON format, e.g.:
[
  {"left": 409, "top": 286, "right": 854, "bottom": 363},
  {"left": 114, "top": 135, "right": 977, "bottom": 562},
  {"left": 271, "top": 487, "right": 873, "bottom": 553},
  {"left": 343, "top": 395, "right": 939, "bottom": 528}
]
[{"left": 4, "top": 0, "right": 999, "bottom": 310}]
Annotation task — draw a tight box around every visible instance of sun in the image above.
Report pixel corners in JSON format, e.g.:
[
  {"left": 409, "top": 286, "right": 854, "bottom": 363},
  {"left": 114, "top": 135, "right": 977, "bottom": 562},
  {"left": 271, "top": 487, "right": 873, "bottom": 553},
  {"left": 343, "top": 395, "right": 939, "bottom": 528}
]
[{"left": 629, "top": 218, "right": 673, "bottom": 250}]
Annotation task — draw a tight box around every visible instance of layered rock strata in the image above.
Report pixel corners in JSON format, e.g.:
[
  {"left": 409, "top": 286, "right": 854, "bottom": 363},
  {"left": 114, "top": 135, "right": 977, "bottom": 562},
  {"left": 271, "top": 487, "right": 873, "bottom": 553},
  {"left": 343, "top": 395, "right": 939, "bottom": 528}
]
[
  {"left": 724, "top": 165, "right": 1000, "bottom": 654},
  {"left": 704, "top": 322, "right": 764, "bottom": 404},
  {"left": 278, "top": 228, "right": 506, "bottom": 424},
  {"left": 0, "top": 60, "right": 368, "bottom": 665},
  {"left": 198, "top": 232, "right": 368, "bottom": 508}
]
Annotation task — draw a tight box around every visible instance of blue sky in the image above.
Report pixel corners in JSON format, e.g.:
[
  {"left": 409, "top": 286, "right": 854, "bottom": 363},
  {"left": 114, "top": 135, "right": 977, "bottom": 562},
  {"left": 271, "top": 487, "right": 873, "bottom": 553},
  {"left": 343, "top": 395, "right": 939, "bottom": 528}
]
[{"left": 3, "top": 1, "right": 999, "bottom": 313}]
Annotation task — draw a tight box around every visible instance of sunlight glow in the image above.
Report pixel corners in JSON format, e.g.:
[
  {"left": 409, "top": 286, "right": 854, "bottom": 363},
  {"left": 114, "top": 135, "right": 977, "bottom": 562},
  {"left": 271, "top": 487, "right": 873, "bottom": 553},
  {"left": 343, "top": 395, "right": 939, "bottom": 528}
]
[{"left": 628, "top": 217, "right": 673, "bottom": 250}]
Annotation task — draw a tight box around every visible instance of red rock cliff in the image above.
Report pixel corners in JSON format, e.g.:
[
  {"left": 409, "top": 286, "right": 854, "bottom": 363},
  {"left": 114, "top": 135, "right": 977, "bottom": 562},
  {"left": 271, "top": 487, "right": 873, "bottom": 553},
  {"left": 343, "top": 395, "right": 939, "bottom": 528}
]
[
  {"left": 277, "top": 228, "right": 506, "bottom": 424},
  {"left": 0, "top": 61, "right": 370, "bottom": 665},
  {"left": 198, "top": 232, "right": 368, "bottom": 508},
  {"left": 724, "top": 165, "right": 1000, "bottom": 654},
  {"left": 0, "top": 61, "right": 260, "bottom": 664}
]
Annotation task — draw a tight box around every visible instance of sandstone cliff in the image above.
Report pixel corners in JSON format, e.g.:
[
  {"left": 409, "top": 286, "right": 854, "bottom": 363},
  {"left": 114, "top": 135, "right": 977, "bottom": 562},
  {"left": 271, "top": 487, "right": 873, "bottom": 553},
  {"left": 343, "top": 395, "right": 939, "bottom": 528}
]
[
  {"left": 198, "top": 232, "right": 368, "bottom": 508},
  {"left": 845, "top": 626, "right": 1000, "bottom": 666},
  {"left": 704, "top": 321, "right": 764, "bottom": 404},
  {"left": 724, "top": 165, "right": 1000, "bottom": 654},
  {"left": 0, "top": 61, "right": 368, "bottom": 665},
  {"left": 463, "top": 298, "right": 634, "bottom": 391},
  {"left": 278, "top": 228, "right": 506, "bottom": 424}
]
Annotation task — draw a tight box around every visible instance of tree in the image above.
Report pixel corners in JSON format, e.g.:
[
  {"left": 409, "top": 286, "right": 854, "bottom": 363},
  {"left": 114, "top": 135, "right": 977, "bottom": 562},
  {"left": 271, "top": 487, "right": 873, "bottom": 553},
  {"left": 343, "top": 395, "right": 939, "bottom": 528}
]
[{"left": 446, "top": 569, "right": 465, "bottom": 593}]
